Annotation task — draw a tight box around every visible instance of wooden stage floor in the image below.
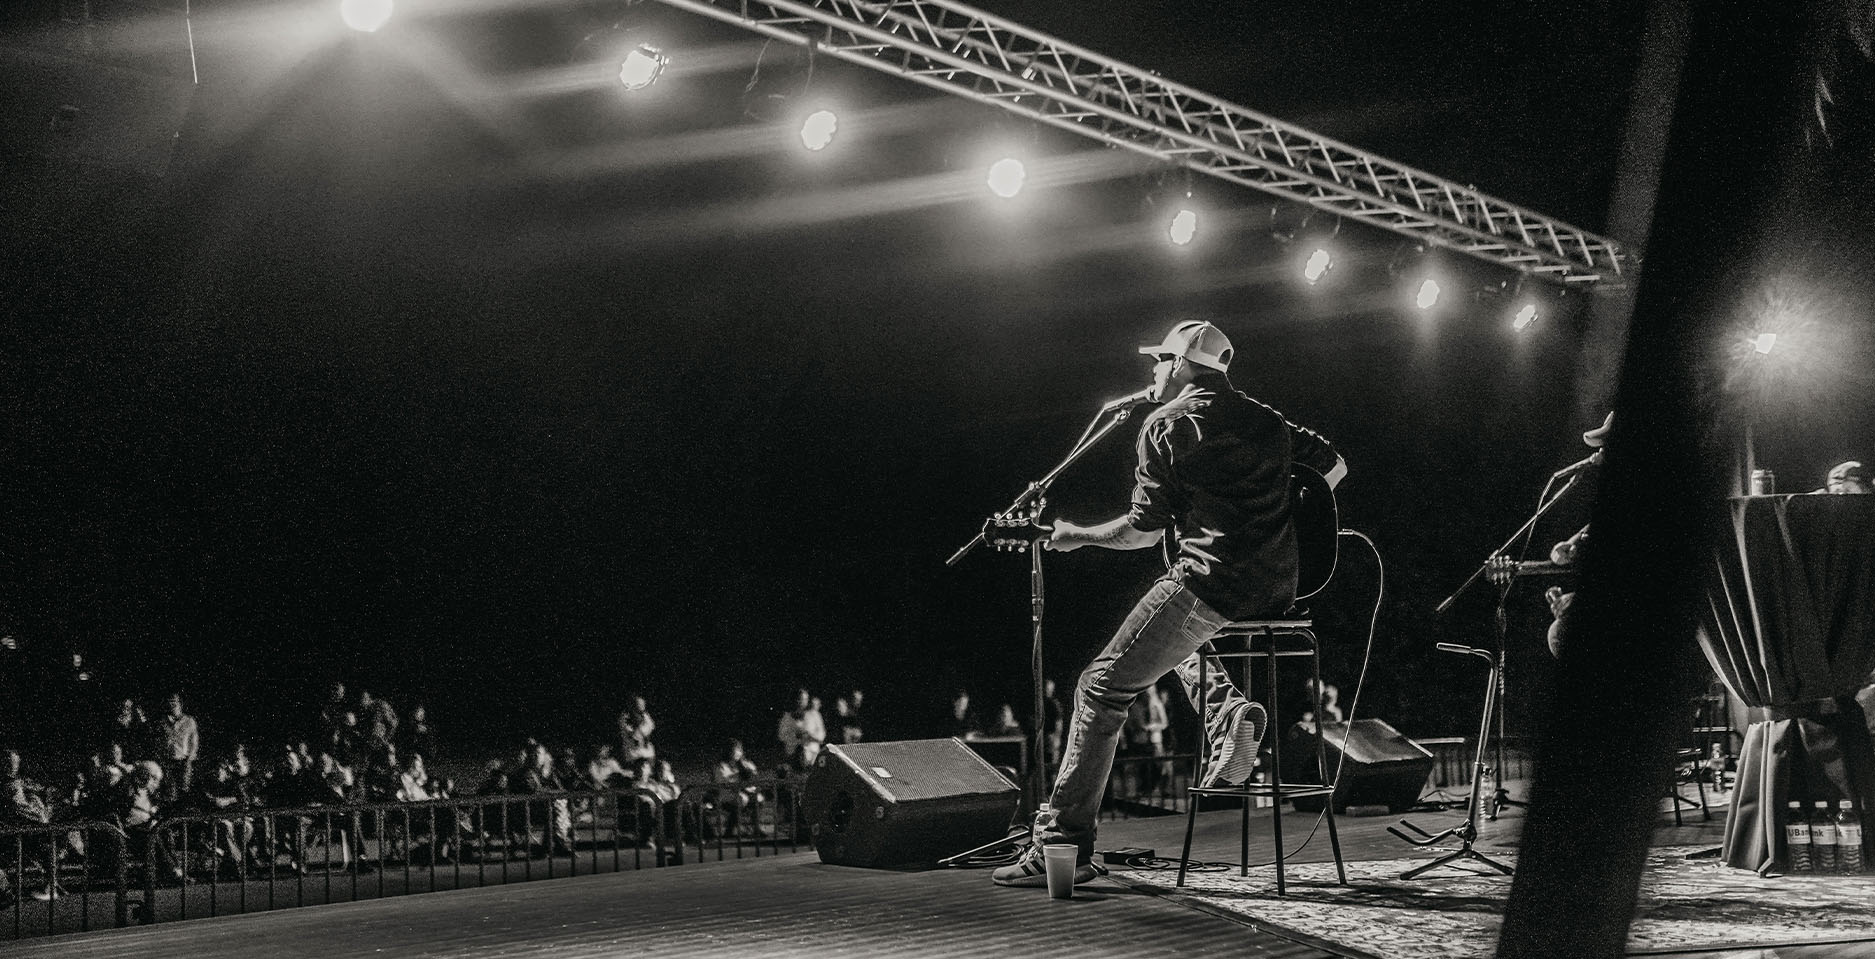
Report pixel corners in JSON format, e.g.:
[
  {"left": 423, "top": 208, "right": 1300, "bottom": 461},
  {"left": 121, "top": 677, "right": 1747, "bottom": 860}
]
[{"left": 17, "top": 795, "right": 1854, "bottom": 959}]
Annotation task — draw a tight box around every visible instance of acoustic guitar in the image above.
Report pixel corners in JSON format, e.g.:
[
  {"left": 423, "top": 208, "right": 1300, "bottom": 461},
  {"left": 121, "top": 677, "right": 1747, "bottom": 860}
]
[{"left": 986, "top": 462, "right": 1342, "bottom": 605}]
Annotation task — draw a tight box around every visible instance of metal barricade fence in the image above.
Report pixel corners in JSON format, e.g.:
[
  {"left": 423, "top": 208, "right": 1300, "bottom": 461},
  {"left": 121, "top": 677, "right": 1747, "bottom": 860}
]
[
  {"left": 0, "top": 779, "right": 814, "bottom": 942},
  {"left": 4, "top": 761, "right": 1201, "bottom": 941}
]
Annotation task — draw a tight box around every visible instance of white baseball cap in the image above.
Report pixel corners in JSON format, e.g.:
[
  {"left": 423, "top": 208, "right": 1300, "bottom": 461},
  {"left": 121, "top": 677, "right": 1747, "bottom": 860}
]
[{"left": 1138, "top": 320, "right": 1233, "bottom": 372}]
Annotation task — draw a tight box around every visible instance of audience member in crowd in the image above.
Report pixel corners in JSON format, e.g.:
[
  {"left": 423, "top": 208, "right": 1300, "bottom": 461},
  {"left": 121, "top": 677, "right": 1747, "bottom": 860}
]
[
  {"left": 358, "top": 690, "right": 400, "bottom": 745},
  {"left": 1299, "top": 678, "right": 1344, "bottom": 729},
  {"left": 102, "top": 697, "right": 149, "bottom": 757},
  {"left": 945, "top": 688, "right": 984, "bottom": 740},
  {"left": 835, "top": 689, "right": 865, "bottom": 744},
  {"left": 709, "top": 739, "right": 764, "bottom": 837},
  {"left": 984, "top": 703, "right": 1025, "bottom": 738},
  {"left": 329, "top": 710, "right": 367, "bottom": 770},
  {"left": 317, "top": 682, "right": 349, "bottom": 744},
  {"left": 195, "top": 750, "right": 261, "bottom": 877},
  {"left": 398, "top": 703, "right": 439, "bottom": 765},
  {"left": 626, "top": 757, "right": 681, "bottom": 847},
  {"left": 584, "top": 744, "right": 630, "bottom": 788},
  {"left": 155, "top": 693, "right": 200, "bottom": 802},
  {"left": 514, "top": 740, "right": 575, "bottom": 857},
  {"left": 106, "top": 761, "right": 183, "bottom": 887},
  {"left": 618, "top": 695, "right": 656, "bottom": 763},
  {"left": 1124, "top": 684, "right": 1172, "bottom": 793},
  {"left": 3, "top": 747, "right": 66, "bottom": 901},
  {"left": 1043, "top": 678, "right": 1065, "bottom": 766},
  {"left": 776, "top": 688, "right": 826, "bottom": 771},
  {"left": 89, "top": 742, "right": 134, "bottom": 791}
]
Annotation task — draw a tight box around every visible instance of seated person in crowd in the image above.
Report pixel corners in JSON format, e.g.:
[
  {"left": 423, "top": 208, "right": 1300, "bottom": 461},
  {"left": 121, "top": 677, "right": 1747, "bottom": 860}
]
[
  {"left": 709, "top": 739, "right": 764, "bottom": 837},
  {"left": 584, "top": 744, "right": 630, "bottom": 789}
]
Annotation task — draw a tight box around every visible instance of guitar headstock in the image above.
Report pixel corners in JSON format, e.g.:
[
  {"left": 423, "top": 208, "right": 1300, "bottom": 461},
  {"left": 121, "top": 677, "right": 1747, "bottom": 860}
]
[
  {"left": 1484, "top": 553, "right": 1517, "bottom": 586},
  {"left": 984, "top": 502, "right": 1047, "bottom": 553}
]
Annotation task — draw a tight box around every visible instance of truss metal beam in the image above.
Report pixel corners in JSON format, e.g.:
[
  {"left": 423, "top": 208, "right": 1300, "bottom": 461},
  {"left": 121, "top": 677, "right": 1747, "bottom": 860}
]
[{"left": 648, "top": 0, "right": 1629, "bottom": 285}]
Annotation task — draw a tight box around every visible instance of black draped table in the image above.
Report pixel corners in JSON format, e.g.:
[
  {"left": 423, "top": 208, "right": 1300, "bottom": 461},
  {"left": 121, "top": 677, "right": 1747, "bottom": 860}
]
[{"left": 1699, "top": 493, "right": 1875, "bottom": 873}]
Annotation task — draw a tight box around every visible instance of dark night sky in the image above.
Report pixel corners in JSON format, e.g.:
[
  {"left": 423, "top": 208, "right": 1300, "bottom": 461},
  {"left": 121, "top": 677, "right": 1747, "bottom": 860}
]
[{"left": 3, "top": 0, "right": 1868, "bottom": 760}]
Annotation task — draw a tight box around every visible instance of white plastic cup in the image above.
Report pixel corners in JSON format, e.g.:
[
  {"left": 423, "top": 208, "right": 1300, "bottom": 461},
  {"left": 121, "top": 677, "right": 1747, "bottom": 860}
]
[{"left": 1043, "top": 843, "right": 1078, "bottom": 899}]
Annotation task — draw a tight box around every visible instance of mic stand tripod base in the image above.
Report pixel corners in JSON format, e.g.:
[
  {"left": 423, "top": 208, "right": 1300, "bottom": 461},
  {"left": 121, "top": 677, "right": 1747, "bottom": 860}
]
[{"left": 1388, "top": 817, "right": 1515, "bottom": 881}]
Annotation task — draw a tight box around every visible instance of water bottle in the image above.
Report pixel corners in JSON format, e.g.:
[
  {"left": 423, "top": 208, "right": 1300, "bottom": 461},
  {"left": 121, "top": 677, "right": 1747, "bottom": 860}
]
[
  {"left": 1838, "top": 800, "right": 1864, "bottom": 874},
  {"left": 1786, "top": 801, "right": 1813, "bottom": 873},
  {"left": 1813, "top": 800, "right": 1840, "bottom": 873}
]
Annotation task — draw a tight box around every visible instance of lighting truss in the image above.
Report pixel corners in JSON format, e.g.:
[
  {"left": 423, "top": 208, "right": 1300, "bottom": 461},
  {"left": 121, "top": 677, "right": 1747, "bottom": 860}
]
[{"left": 647, "top": 0, "right": 1630, "bottom": 286}]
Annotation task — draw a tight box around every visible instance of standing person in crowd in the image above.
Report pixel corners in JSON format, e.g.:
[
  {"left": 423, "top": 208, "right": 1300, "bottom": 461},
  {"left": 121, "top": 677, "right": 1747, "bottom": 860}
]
[
  {"left": 317, "top": 682, "right": 349, "bottom": 744},
  {"left": 776, "top": 688, "right": 825, "bottom": 771},
  {"left": 990, "top": 320, "right": 1346, "bottom": 888},
  {"left": 358, "top": 689, "right": 399, "bottom": 746},
  {"left": 155, "top": 693, "right": 200, "bottom": 802},
  {"left": 833, "top": 692, "right": 863, "bottom": 744},
  {"left": 618, "top": 695, "right": 656, "bottom": 763},
  {"left": 102, "top": 697, "right": 149, "bottom": 758},
  {"left": 399, "top": 703, "right": 440, "bottom": 765}
]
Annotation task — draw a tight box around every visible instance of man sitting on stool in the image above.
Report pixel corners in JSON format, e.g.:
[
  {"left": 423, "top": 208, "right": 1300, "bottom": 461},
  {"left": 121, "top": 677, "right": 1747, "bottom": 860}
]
[{"left": 991, "top": 320, "right": 1346, "bottom": 888}]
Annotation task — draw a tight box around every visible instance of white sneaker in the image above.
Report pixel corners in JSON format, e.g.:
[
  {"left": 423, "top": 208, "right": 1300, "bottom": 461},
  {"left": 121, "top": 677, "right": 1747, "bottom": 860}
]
[{"left": 1201, "top": 702, "right": 1267, "bottom": 788}]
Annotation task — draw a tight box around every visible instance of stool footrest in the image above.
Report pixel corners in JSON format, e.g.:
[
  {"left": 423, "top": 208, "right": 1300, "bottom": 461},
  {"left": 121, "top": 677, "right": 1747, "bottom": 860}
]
[
  {"left": 1217, "top": 620, "right": 1313, "bottom": 630},
  {"left": 1188, "top": 784, "right": 1337, "bottom": 799}
]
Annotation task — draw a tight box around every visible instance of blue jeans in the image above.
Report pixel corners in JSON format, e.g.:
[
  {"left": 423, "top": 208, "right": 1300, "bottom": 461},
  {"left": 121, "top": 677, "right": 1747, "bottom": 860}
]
[{"left": 1042, "top": 578, "right": 1252, "bottom": 857}]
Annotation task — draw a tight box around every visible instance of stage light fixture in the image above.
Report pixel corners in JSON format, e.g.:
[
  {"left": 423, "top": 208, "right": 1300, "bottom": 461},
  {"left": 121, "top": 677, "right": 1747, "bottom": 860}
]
[
  {"left": 1303, "top": 247, "right": 1333, "bottom": 285},
  {"left": 1753, "top": 332, "right": 1778, "bottom": 355},
  {"left": 1168, "top": 207, "right": 1198, "bottom": 246},
  {"left": 1415, "top": 278, "right": 1442, "bottom": 310},
  {"left": 618, "top": 45, "right": 670, "bottom": 91},
  {"left": 339, "top": 0, "right": 392, "bottom": 33},
  {"left": 799, "top": 109, "right": 838, "bottom": 151},
  {"left": 986, "top": 157, "right": 1026, "bottom": 198},
  {"left": 1513, "top": 302, "right": 1539, "bottom": 331}
]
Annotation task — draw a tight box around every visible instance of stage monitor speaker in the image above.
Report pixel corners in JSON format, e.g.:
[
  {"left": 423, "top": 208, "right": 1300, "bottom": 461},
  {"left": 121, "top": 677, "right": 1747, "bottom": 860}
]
[
  {"left": 1281, "top": 719, "right": 1435, "bottom": 814},
  {"left": 804, "top": 738, "right": 1020, "bottom": 868}
]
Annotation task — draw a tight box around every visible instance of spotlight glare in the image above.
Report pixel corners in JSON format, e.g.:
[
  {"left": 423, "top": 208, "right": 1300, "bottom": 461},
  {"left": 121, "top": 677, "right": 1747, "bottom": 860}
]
[
  {"left": 618, "top": 45, "right": 670, "bottom": 91},
  {"left": 1168, "top": 208, "right": 1198, "bottom": 246},
  {"left": 1303, "top": 247, "right": 1333, "bottom": 285},
  {"left": 1513, "top": 302, "right": 1539, "bottom": 331},
  {"left": 1753, "top": 332, "right": 1778, "bottom": 354},
  {"left": 1415, "top": 278, "right": 1442, "bottom": 310},
  {"left": 339, "top": 0, "right": 392, "bottom": 32},
  {"left": 986, "top": 157, "right": 1026, "bottom": 198},
  {"left": 799, "top": 109, "right": 838, "bottom": 151}
]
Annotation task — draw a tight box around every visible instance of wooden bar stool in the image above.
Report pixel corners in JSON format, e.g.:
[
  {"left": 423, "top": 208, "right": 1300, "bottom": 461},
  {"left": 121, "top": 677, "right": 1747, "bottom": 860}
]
[{"left": 1176, "top": 620, "right": 1348, "bottom": 896}]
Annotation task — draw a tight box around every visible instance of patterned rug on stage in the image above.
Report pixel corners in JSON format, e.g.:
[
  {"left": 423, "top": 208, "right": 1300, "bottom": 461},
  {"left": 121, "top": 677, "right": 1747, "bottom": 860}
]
[{"left": 1117, "top": 846, "right": 1875, "bottom": 959}]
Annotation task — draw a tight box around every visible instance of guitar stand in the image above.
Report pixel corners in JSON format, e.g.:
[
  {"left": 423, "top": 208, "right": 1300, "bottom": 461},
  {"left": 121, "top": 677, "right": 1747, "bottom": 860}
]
[{"left": 1387, "top": 643, "right": 1514, "bottom": 880}]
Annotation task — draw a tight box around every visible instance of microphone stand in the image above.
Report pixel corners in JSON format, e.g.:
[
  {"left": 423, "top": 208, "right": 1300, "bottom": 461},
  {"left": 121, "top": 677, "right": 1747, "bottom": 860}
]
[
  {"left": 1434, "top": 469, "right": 1586, "bottom": 820},
  {"left": 940, "top": 401, "right": 1143, "bottom": 866}
]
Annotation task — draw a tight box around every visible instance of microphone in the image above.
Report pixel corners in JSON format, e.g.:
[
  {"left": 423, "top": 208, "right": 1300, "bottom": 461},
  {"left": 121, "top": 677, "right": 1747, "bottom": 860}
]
[
  {"left": 1551, "top": 449, "right": 1604, "bottom": 480},
  {"left": 1100, "top": 388, "right": 1156, "bottom": 412}
]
